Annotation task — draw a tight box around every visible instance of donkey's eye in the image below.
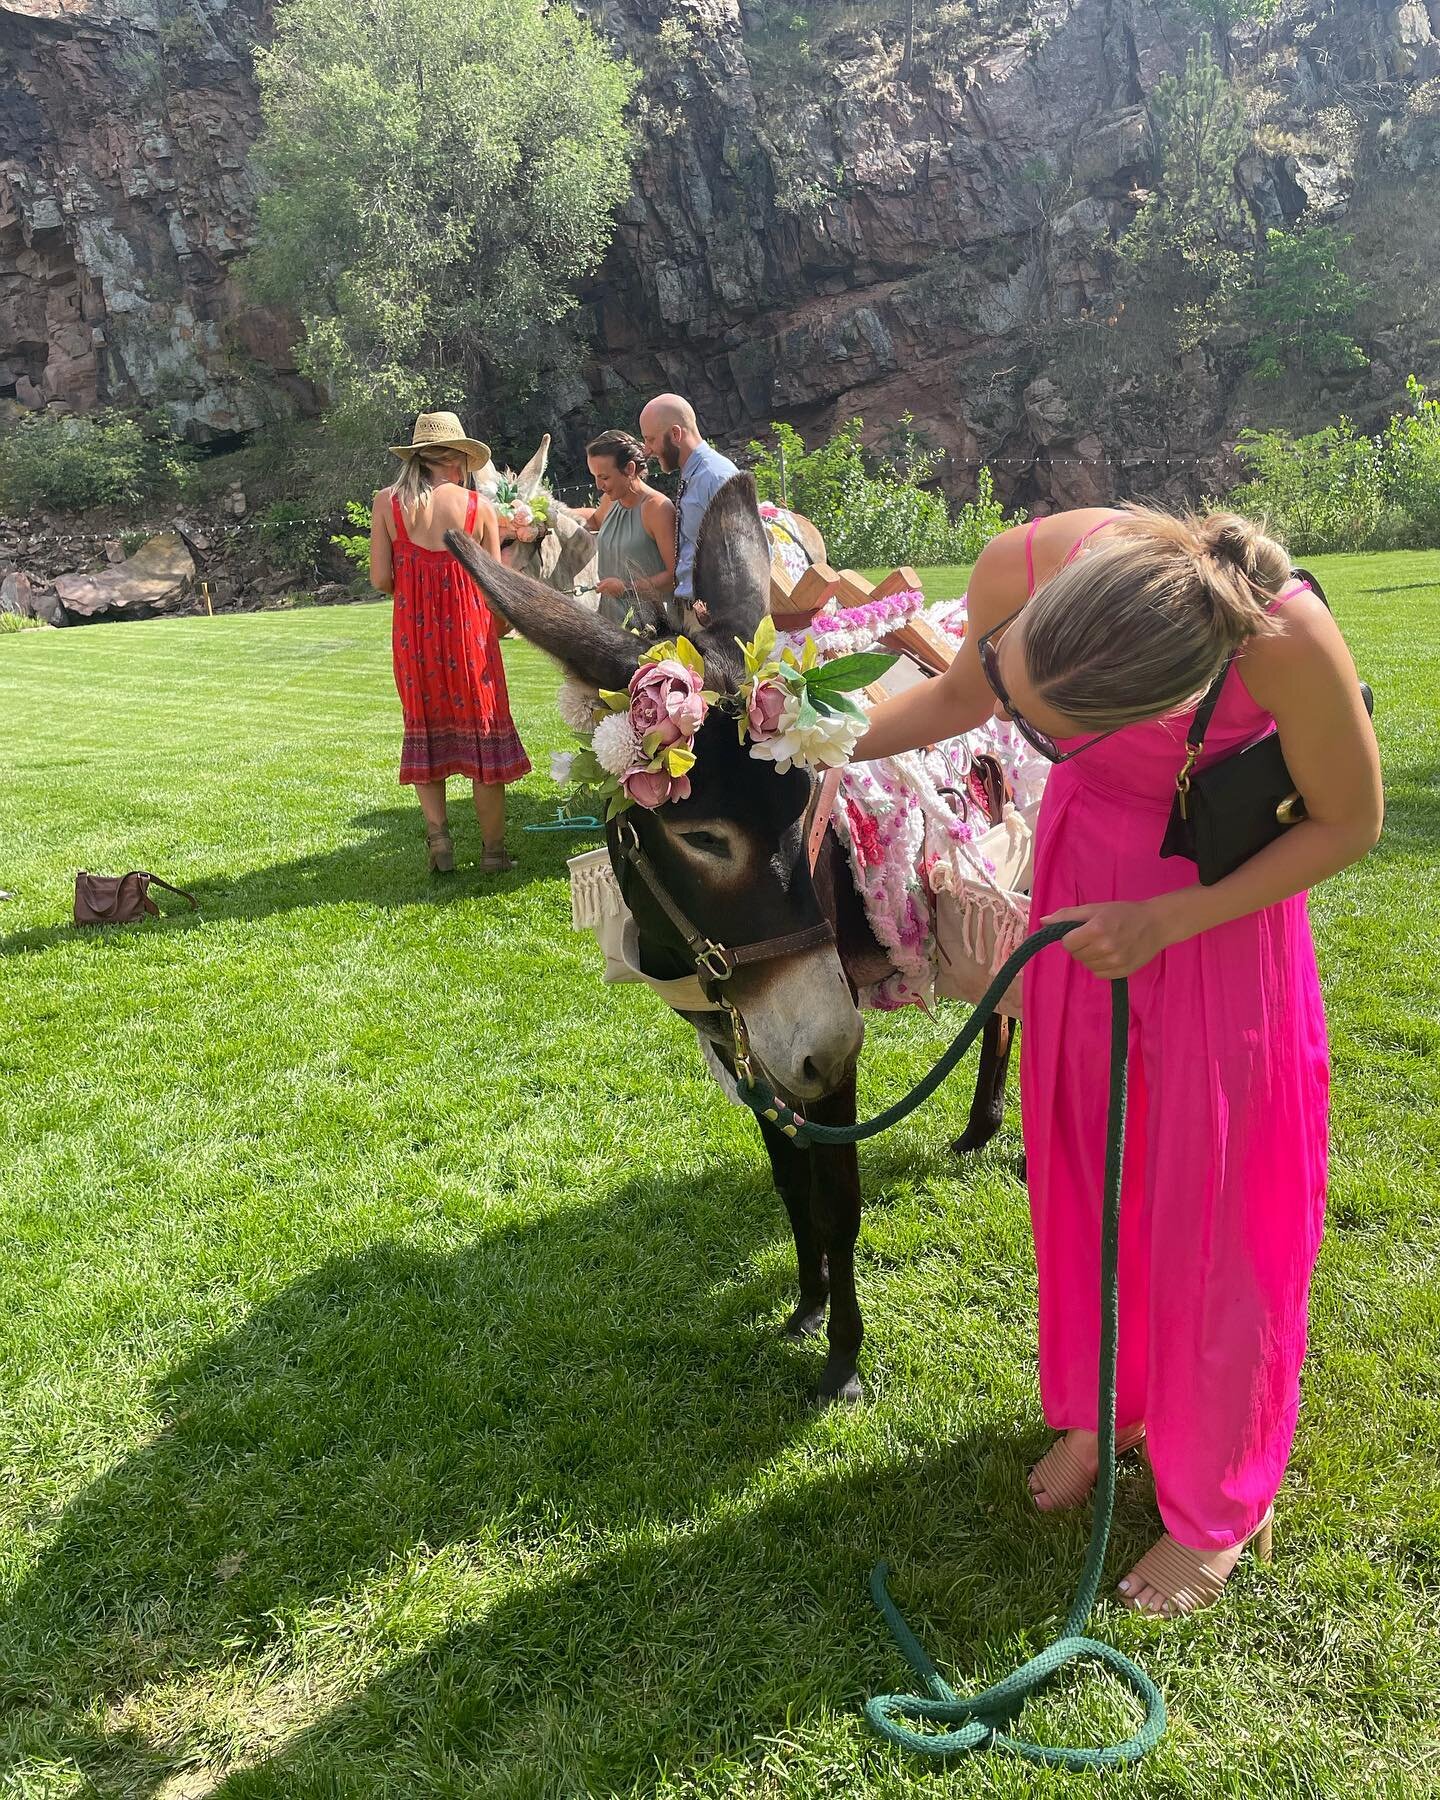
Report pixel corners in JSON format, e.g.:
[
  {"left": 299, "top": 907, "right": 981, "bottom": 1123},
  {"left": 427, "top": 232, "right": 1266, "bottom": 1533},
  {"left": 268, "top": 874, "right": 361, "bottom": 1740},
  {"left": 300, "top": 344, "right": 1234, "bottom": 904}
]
[{"left": 679, "top": 828, "right": 730, "bottom": 858}]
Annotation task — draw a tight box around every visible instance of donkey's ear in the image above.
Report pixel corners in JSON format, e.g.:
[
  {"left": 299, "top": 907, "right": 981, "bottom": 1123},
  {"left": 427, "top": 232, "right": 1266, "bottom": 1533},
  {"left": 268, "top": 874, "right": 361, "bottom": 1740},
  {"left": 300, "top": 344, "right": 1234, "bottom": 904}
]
[
  {"left": 516, "top": 434, "right": 551, "bottom": 500},
  {"left": 445, "top": 533, "right": 641, "bottom": 690},
  {"left": 692, "top": 472, "right": 770, "bottom": 647}
]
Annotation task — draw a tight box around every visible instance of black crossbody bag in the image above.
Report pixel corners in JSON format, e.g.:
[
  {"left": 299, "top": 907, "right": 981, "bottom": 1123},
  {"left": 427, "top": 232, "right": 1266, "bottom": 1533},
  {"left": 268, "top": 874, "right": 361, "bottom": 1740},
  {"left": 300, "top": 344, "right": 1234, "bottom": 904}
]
[{"left": 1159, "top": 569, "right": 1374, "bottom": 886}]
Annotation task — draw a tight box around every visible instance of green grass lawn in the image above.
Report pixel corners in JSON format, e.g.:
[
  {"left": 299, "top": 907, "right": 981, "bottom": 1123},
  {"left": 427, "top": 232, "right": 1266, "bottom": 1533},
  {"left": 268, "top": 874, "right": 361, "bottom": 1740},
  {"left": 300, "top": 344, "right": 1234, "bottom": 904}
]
[{"left": 1, "top": 556, "right": 1437, "bottom": 1800}]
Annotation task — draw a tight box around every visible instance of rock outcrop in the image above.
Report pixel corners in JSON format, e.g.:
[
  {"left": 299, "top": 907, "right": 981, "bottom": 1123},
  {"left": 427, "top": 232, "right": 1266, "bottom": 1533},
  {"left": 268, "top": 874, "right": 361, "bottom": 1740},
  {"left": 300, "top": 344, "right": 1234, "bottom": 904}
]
[
  {"left": 52, "top": 526, "right": 194, "bottom": 617},
  {"left": 0, "top": 0, "right": 306, "bottom": 440}
]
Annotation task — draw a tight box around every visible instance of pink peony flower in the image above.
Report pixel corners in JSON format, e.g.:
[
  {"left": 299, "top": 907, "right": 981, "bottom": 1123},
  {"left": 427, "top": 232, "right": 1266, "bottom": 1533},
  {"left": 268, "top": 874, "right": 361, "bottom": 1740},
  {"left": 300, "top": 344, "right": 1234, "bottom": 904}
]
[
  {"left": 628, "top": 658, "right": 707, "bottom": 749},
  {"left": 746, "top": 678, "right": 788, "bottom": 740},
  {"left": 622, "top": 766, "right": 692, "bottom": 809}
]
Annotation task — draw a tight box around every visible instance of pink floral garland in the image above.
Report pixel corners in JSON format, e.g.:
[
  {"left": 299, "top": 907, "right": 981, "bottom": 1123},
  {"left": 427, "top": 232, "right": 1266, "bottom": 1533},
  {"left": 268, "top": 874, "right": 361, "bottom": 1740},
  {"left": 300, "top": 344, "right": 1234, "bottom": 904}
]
[{"left": 815, "top": 594, "right": 1049, "bottom": 1010}]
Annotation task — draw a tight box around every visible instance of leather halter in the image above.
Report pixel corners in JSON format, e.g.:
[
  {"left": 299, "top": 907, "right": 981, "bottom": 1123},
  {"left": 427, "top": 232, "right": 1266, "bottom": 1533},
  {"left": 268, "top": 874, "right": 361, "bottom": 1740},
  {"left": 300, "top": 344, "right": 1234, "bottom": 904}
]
[
  {"left": 611, "top": 769, "right": 846, "bottom": 1082},
  {"left": 614, "top": 820, "right": 835, "bottom": 987}
]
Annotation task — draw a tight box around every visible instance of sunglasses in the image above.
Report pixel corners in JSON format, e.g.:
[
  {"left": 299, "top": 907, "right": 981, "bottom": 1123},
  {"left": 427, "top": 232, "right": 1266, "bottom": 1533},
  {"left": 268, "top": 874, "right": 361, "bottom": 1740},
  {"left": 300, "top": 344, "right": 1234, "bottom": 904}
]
[{"left": 975, "top": 609, "right": 1120, "bottom": 765}]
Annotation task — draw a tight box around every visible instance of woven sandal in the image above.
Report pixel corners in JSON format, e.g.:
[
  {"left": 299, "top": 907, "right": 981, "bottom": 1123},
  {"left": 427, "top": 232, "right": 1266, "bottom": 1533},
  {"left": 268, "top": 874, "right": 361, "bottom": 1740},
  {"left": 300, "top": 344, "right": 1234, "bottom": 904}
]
[
  {"left": 1028, "top": 1424, "right": 1147, "bottom": 1512},
  {"left": 480, "top": 847, "right": 515, "bottom": 874},
  {"left": 1118, "top": 1508, "right": 1274, "bottom": 1617},
  {"left": 426, "top": 827, "right": 455, "bottom": 874}
]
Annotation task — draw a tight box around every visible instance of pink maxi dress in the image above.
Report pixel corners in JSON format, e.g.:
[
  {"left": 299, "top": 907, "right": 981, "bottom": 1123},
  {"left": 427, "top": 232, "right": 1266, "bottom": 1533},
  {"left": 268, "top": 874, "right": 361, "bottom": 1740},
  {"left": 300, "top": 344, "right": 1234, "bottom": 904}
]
[{"left": 1020, "top": 523, "right": 1330, "bottom": 1553}]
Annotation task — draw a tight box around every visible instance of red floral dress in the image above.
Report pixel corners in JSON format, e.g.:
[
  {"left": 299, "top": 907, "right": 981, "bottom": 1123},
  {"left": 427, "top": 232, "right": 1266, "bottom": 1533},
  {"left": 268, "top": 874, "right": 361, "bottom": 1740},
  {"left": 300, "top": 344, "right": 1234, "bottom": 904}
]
[{"left": 390, "top": 491, "right": 531, "bottom": 786}]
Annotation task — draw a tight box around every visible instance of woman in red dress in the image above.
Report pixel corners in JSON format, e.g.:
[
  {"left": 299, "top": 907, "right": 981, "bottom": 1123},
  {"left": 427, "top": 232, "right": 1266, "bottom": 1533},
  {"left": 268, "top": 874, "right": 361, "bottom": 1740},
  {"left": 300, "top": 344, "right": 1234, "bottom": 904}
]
[{"left": 370, "top": 412, "right": 531, "bottom": 872}]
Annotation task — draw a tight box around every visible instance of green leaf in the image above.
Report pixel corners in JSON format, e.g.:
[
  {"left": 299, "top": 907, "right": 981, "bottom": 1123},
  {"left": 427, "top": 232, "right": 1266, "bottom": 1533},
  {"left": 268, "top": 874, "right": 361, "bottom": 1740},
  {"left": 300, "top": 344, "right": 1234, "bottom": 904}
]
[
  {"left": 739, "top": 616, "right": 776, "bottom": 675},
  {"left": 823, "top": 692, "right": 868, "bottom": 725},
  {"left": 805, "top": 652, "right": 898, "bottom": 695}
]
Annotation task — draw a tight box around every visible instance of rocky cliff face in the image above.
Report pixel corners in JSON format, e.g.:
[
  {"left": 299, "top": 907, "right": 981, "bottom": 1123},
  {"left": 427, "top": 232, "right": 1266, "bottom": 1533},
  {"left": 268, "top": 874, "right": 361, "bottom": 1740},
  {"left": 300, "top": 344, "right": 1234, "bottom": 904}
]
[
  {"left": 0, "top": 0, "right": 303, "bottom": 439},
  {"left": 584, "top": 0, "right": 1440, "bottom": 505},
  {"left": 2, "top": 0, "right": 1438, "bottom": 503}
]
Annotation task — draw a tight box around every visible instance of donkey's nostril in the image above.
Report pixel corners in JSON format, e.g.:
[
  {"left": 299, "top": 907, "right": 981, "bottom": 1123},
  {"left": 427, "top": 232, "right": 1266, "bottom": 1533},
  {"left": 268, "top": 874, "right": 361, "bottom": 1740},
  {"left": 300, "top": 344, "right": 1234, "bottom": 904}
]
[{"left": 802, "top": 1056, "right": 825, "bottom": 1090}]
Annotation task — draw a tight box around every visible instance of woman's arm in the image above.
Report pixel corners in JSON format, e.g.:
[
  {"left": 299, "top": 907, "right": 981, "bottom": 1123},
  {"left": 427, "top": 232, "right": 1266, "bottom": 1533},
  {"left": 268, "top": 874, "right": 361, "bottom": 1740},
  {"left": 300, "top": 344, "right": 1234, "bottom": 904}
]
[
  {"left": 471, "top": 493, "right": 502, "bottom": 559},
  {"left": 851, "top": 521, "right": 1036, "bottom": 760},
  {"left": 369, "top": 491, "right": 394, "bottom": 596},
  {"left": 631, "top": 495, "right": 678, "bottom": 600},
  {"left": 1050, "top": 593, "right": 1383, "bottom": 977}
]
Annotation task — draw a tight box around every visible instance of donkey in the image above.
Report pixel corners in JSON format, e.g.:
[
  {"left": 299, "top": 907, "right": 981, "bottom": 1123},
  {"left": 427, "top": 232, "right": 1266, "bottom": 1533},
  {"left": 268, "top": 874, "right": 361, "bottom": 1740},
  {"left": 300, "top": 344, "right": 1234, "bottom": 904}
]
[
  {"left": 447, "top": 475, "right": 1014, "bottom": 1404},
  {"left": 473, "top": 434, "right": 601, "bottom": 597}
]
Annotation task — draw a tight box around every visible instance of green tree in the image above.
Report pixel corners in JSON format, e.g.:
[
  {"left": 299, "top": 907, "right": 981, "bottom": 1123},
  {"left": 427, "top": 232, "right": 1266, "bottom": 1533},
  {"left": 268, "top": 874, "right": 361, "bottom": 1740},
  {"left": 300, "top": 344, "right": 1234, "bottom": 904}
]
[
  {"left": 245, "top": 0, "right": 637, "bottom": 486},
  {"left": 1183, "top": 0, "right": 1280, "bottom": 71},
  {"left": 1119, "top": 40, "right": 1251, "bottom": 347},
  {"left": 1245, "top": 227, "right": 1369, "bottom": 379}
]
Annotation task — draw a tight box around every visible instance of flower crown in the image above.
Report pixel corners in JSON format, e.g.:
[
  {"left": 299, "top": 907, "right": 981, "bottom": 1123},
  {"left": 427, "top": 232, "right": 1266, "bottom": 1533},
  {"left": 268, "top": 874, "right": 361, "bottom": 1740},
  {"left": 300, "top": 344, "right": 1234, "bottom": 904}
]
[
  {"left": 559, "top": 617, "right": 897, "bottom": 818},
  {"left": 480, "top": 472, "right": 552, "bottom": 543}
]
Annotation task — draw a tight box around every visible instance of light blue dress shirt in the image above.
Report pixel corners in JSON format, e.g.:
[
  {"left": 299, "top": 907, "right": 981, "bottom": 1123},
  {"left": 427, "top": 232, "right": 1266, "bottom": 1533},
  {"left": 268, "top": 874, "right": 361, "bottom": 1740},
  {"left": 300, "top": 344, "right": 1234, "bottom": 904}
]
[{"left": 674, "top": 441, "right": 740, "bottom": 604}]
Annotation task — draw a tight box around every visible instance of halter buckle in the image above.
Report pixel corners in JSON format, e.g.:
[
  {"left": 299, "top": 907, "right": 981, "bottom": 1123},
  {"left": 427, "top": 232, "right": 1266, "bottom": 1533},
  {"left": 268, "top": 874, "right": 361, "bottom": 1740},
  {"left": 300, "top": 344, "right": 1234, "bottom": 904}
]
[{"left": 696, "top": 940, "right": 735, "bottom": 983}]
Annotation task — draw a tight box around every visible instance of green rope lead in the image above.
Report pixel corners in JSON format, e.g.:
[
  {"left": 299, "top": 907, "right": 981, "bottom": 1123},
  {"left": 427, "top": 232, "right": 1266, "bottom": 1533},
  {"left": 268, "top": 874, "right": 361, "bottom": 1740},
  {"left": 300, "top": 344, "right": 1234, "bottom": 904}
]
[{"left": 737, "top": 920, "right": 1168, "bottom": 1769}]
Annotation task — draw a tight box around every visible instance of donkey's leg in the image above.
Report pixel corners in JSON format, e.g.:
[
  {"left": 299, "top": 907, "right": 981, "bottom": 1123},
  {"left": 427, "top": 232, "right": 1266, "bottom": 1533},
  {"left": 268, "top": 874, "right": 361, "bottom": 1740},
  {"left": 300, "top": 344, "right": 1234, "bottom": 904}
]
[
  {"left": 951, "top": 1014, "right": 1016, "bottom": 1155},
  {"left": 758, "top": 1115, "right": 829, "bottom": 1338},
  {"left": 808, "top": 1074, "right": 864, "bottom": 1405}
]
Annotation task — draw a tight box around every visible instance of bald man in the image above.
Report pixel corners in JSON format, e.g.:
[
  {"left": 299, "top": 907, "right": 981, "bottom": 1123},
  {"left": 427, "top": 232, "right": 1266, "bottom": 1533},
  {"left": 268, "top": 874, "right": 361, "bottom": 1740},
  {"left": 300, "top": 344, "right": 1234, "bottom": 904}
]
[{"left": 638, "top": 393, "right": 739, "bottom": 620}]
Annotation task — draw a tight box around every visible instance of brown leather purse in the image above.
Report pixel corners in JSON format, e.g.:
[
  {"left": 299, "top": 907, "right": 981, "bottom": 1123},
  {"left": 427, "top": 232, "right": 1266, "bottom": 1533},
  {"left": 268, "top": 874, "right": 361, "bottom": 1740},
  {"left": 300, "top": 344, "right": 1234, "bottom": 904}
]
[{"left": 74, "top": 870, "right": 197, "bottom": 926}]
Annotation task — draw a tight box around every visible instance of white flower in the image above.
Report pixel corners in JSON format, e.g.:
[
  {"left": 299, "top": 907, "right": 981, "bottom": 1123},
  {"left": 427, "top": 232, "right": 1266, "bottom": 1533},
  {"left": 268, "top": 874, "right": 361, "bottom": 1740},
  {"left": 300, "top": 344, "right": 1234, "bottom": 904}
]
[
  {"left": 550, "top": 750, "right": 575, "bottom": 783},
  {"left": 748, "top": 689, "right": 866, "bottom": 773},
  {"left": 591, "top": 710, "right": 644, "bottom": 778},
  {"left": 557, "top": 678, "right": 600, "bottom": 732}
]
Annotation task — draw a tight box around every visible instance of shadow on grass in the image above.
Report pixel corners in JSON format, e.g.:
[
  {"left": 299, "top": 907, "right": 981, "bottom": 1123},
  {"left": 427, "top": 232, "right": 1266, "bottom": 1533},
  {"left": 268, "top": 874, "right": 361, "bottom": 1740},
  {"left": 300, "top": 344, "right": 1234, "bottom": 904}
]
[
  {"left": 0, "top": 793, "right": 601, "bottom": 955},
  {"left": 0, "top": 1150, "right": 1089, "bottom": 1799},
  {"left": 1367, "top": 761, "right": 1440, "bottom": 869}
]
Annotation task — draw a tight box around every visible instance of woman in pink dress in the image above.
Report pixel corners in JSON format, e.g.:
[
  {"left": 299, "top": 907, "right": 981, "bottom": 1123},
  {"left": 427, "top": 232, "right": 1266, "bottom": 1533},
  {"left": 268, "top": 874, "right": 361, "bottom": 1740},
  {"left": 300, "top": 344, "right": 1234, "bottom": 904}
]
[
  {"left": 859, "top": 506, "right": 1381, "bottom": 1616},
  {"left": 370, "top": 412, "right": 531, "bottom": 873}
]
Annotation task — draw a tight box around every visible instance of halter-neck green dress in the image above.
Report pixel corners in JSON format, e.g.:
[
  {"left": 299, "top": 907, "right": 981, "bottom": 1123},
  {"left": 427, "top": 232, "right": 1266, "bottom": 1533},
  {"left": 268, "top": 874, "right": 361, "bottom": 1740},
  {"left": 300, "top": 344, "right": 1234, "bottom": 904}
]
[{"left": 595, "top": 496, "right": 667, "bottom": 624}]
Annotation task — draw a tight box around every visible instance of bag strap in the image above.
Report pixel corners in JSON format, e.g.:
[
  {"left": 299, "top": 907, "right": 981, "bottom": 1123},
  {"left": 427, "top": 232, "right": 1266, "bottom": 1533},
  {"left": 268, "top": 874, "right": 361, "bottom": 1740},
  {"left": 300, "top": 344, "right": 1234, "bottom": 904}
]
[
  {"left": 1290, "top": 565, "right": 1328, "bottom": 610},
  {"left": 1173, "top": 565, "right": 1325, "bottom": 816},
  {"left": 142, "top": 874, "right": 199, "bottom": 909}
]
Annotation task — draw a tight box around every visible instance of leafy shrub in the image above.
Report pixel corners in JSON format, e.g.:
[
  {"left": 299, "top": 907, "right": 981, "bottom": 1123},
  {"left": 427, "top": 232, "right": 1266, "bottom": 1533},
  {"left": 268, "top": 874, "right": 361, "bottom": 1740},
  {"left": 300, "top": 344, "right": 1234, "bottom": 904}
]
[
  {"left": 0, "top": 610, "right": 42, "bottom": 633},
  {"left": 257, "top": 499, "right": 326, "bottom": 575},
  {"left": 1378, "top": 376, "right": 1440, "bottom": 547},
  {"left": 0, "top": 410, "right": 188, "bottom": 513},
  {"left": 1245, "top": 228, "right": 1368, "bottom": 380},
  {"left": 747, "top": 418, "right": 1019, "bottom": 568},
  {"left": 1228, "top": 377, "right": 1440, "bottom": 552},
  {"left": 330, "top": 500, "right": 372, "bottom": 574},
  {"left": 1118, "top": 41, "right": 1251, "bottom": 349},
  {"left": 1229, "top": 420, "right": 1384, "bottom": 554}
]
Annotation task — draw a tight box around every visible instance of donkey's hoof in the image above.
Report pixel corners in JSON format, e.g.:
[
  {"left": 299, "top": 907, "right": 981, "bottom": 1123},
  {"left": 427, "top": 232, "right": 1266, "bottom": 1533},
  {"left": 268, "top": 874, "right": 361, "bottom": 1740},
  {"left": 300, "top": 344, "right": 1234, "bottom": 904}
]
[
  {"left": 950, "top": 1117, "right": 1002, "bottom": 1156},
  {"left": 818, "top": 1369, "right": 864, "bottom": 1407},
  {"left": 781, "top": 1297, "right": 828, "bottom": 1340}
]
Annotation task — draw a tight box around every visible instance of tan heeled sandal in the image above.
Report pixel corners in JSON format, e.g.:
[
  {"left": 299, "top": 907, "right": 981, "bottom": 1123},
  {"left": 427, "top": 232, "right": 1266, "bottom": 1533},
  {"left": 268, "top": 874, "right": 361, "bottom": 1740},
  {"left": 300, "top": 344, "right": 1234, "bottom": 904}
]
[
  {"left": 1118, "top": 1508, "right": 1274, "bottom": 1617},
  {"left": 426, "top": 827, "right": 455, "bottom": 873},
  {"left": 1028, "top": 1424, "right": 1147, "bottom": 1512},
  {"left": 480, "top": 847, "right": 514, "bottom": 874}
]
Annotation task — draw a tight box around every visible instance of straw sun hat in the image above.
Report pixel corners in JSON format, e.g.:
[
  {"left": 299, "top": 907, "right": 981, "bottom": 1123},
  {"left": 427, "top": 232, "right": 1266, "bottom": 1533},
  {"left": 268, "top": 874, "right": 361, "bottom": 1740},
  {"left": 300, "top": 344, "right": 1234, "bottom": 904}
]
[{"left": 389, "top": 411, "right": 491, "bottom": 471}]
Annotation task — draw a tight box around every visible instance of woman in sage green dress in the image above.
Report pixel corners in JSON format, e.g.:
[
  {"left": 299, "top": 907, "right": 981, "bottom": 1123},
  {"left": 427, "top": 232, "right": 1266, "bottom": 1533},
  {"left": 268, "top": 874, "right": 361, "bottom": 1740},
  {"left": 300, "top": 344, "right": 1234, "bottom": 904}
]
[{"left": 578, "top": 429, "right": 677, "bottom": 631}]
